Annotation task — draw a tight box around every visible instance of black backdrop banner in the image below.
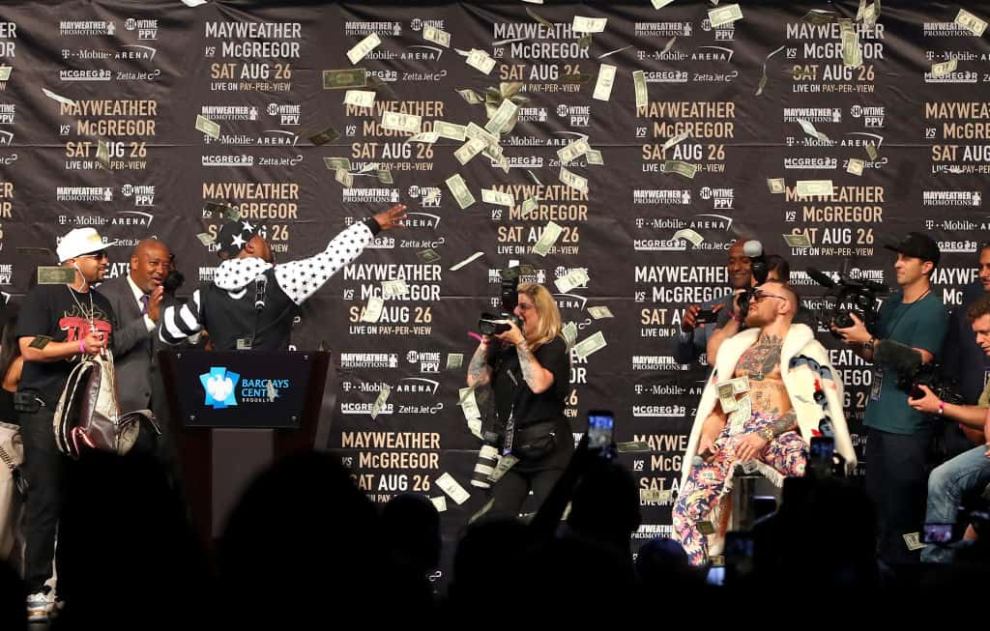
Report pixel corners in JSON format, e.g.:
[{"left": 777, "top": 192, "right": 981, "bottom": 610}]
[{"left": 1, "top": 0, "right": 989, "bottom": 547}]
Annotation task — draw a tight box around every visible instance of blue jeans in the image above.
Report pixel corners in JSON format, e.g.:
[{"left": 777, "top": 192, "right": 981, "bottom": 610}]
[{"left": 922, "top": 444, "right": 990, "bottom": 563}]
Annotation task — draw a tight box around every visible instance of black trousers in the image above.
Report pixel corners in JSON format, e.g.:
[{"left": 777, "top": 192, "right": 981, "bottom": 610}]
[
  {"left": 19, "top": 406, "right": 67, "bottom": 594},
  {"left": 865, "top": 426, "right": 932, "bottom": 565},
  {"left": 488, "top": 419, "right": 574, "bottom": 520}
]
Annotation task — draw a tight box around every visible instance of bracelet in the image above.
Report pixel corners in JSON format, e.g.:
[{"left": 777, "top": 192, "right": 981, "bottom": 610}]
[
  {"left": 516, "top": 340, "right": 530, "bottom": 352},
  {"left": 78, "top": 338, "right": 85, "bottom": 355},
  {"left": 758, "top": 427, "right": 775, "bottom": 442}
]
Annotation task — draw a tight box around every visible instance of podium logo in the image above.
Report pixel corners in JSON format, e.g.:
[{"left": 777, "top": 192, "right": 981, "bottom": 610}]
[{"left": 201, "top": 367, "right": 240, "bottom": 409}]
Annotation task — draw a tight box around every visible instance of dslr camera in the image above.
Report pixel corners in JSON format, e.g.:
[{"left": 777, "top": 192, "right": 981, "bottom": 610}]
[{"left": 478, "top": 267, "right": 521, "bottom": 336}]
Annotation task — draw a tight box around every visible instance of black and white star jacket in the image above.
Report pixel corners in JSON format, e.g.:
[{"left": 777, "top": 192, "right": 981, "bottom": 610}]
[{"left": 160, "top": 219, "right": 379, "bottom": 351}]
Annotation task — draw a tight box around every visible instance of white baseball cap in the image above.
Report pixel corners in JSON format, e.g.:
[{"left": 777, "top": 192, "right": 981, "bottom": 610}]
[{"left": 57, "top": 228, "right": 106, "bottom": 263}]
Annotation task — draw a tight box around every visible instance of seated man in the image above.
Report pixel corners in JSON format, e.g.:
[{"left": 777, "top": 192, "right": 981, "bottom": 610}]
[{"left": 672, "top": 281, "right": 857, "bottom": 565}]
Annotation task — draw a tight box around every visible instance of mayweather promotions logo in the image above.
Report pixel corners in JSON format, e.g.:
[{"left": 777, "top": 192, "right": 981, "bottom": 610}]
[{"left": 201, "top": 367, "right": 239, "bottom": 409}]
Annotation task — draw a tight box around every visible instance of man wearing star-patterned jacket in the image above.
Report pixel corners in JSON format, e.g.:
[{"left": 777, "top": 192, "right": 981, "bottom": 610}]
[{"left": 160, "top": 204, "right": 406, "bottom": 351}]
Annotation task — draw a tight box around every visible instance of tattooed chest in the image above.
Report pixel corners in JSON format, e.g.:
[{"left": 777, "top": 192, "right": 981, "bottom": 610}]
[{"left": 735, "top": 335, "right": 783, "bottom": 381}]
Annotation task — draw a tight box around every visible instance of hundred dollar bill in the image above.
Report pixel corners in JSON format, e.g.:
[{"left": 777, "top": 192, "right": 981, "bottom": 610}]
[
  {"left": 592, "top": 64, "right": 616, "bottom": 101},
  {"left": 323, "top": 157, "right": 351, "bottom": 171},
  {"left": 484, "top": 99, "right": 518, "bottom": 135},
  {"left": 335, "top": 168, "right": 353, "bottom": 188},
  {"left": 767, "top": 178, "right": 786, "bottom": 194},
  {"left": 42, "top": 88, "right": 77, "bottom": 107},
  {"left": 783, "top": 233, "right": 812, "bottom": 248},
  {"left": 489, "top": 455, "right": 519, "bottom": 483},
  {"left": 423, "top": 24, "right": 451, "bottom": 47},
  {"left": 446, "top": 353, "right": 464, "bottom": 370},
  {"left": 586, "top": 149, "right": 604, "bottom": 165},
  {"left": 196, "top": 233, "right": 216, "bottom": 247},
  {"left": 322, "top": 68, "right": 367, "bottom": 90},
  {"left": 454, "top": 139, "right": 486, "bottom": 165},
  {"left": 434, "top": 120, "right": 467, "bottom": 141},
  {"left": 521, "top": 196, "right": 539, "bottom": 215},
  {"left": 436, "top": 472, "right": 471, "bottom": 505},
  {"left": 370, "top": 384, "right": 390, "bottom": 420},
  {"left": 903, "top": 532, "right": 926, "bottom": 551},
  {"left": 37, "top": 267, "right": 78, "bottom": 285},
  {"left": 195, "top": 114, "right": 220, "bottom": 139},
  {"left": 730, "top": 376, "right": 750, "bottom": 394},
  {"left": 562, "top": 321, "right": 578, "bottom": 347},
  {"left": 865, "top": 142, "right": 878, "bottom": 161},
  {"left": 931, "top": 58, "right": 957, "bottom": 77},
  {"left": 466, "top": 49, "right": 496, "bottom": 74},
  {"left": 456, "top": 88, "right": 484, "bottom": 105},
  {"left": 673, "top": 228, "right": 704, "bottom": 246},
  {"left": 482, "top": 188, "right": 514, "bottom": 206},
  {"left": 717, "top": 382, "right": 739, "bottom": 413},
  {"left": 97, "top": 140, "right": 110, "bottom": 168},
  {"left": 573, "top": 16, "right": 607, "bottom": 33},
  {"left": 533, "top": 220, "right": 564, "bottom": 257},
  {"left": 652, "top": 0, "right": 676, "bottom": 8},
  {"left": 956, "top": 8, "right": 988, "bottom": 37},
  {"left": 573, "top": 331, "right": 607, "bottom": 360},
  {"left": 795, "top": 179, "right": 834, "bottom": 197},
  {"left": 0, "top": 66, "right": 10, "bottom": 81},
  {"left": 796, "top": 118, "right": 829, "bottom": 142},
  {"left": 360, "top": 296, "right": 384, "bottom": 323},
  {"left": 382, "top": 279, "right": 409, "bottom": 298},
  {"left": 616, "top": 441, "right": 650, "bottom": 453},
  {"left": 661, "top": 130, "right": 691, "bottom": 153},
  {"left": 343, "top": 89, "right": 376, "bottom": 109},
  {"left": 381, "top": 111, "right": 422, "bottom": 134},
  {"left": 708, "top": 3, "right": 743, "bottom": 28},
  {"left": 309, "top": 126, "right": 340, "bottom": 146},
  {"left": 417, "top": 248, "right": 441, "bottom": 264},
  {"left": 847, "top": 158, "right": 865, "bottom": 176},
  {"left": 557, "top": 138, "right": 590, "bottom": 164},
  {"left": 663, "top": 160, "right": 697, "bottom": 179},
  {"left": 377, "top": 169, "right": 393, "bottom": 185},
  {"left": 588, "top": 306, "right": 614, "bottom": 319},
  {"left": 555, "top": 268, "right": 589, "bottom": 294},
  {"left": 446, "top": 173, "right": 476, "bottom": 209},
  {"left": 633, "top": 70, "right": 648, "bottom": 111},
  {"left": 346, "top": 33, "right": 381, "bottom": 65},
  {"left": 559, "top": 167, "right": 589, "bottom": 193}
]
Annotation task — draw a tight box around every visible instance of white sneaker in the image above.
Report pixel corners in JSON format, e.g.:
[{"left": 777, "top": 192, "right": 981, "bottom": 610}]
[{"left": 27, "top": 591, "right": 54, "bottom": 622}]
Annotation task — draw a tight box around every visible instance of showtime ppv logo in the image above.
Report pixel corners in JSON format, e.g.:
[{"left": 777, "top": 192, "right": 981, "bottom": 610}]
[
  {"left": 267, "top": 103, "right": 300, "bottom": 126},
  {"left": 850, "top": 105, "right": 885, "bottom": 128},
  {"left": 406, "top": 350, "right": 440, "bottom": 373},
  {"left": 121, "top": 184, "right": 155, "bottom": 206},
  {"left": 125, "top": 18, "right": 158, "bottom": 40}
]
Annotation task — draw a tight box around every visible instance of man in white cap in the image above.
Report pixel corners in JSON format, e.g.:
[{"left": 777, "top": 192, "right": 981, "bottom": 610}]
[{"left": 14, "top": 227, "right": 118, "bottom": 622}]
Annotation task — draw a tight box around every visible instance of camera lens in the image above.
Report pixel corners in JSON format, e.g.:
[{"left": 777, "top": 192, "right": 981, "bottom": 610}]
[{"left": 470, "top": 444, "right": 499, "bottom": 488}]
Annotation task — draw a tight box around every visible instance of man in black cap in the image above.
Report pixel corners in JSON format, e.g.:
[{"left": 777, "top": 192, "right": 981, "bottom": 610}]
[
  {"left": 835, "top": 231, "right": 949, "bottom": 564},
  {"left": 159, "top": 204, "right": 406, "bottom": 351}
]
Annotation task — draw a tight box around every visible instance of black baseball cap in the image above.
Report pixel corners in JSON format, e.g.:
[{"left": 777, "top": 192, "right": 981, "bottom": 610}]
[
  {"left": 884, "top": 231, "right": 940, "bottom": 267},
  {"left": 217, "top": 219, "right": 263, "bottom": 259}
]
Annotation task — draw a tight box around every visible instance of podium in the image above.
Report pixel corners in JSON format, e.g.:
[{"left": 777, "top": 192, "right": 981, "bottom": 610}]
[{"left": 159, "top": 350, "right": 333, "bottom": 543}]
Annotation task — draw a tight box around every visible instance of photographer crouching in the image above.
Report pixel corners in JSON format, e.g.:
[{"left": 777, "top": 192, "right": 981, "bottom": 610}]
[{"left": 465, "top": 282, "right": 571, "bottom": 520}]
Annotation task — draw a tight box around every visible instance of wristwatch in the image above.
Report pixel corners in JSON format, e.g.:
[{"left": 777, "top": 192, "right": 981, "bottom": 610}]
[{"left": 758, "top": 427, "right": 775, "bottom": 442}]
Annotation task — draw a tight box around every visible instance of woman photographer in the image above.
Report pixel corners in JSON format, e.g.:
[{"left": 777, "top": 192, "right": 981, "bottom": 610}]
[{"left": 466, "top": 283, "right": 572, "bottom": 519}]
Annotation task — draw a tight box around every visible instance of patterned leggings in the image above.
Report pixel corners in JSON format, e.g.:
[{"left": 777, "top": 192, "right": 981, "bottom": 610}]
[{"left": 672, "top": 412, "right": 807, "bottom": 566}]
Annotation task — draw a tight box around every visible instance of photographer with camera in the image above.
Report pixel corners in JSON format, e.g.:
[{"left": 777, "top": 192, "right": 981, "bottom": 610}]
[
  {"left": 465, "top": 282, "right": 571, "bottom": 520},
  {"left": 907, "top": 293, "right": 990, "bottom": 562},
  {"left": 834, "top": 232, "right": 948, "bottom": 565}
]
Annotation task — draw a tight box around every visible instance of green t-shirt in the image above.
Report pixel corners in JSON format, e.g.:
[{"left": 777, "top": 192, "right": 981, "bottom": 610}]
[{"left": 864, "top": 290, "right": 949, "bottom": 434}]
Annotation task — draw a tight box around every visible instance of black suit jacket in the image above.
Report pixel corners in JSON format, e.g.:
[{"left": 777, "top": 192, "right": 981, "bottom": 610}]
[{"left": 100, "top": 275, "right": 155, "bottom": 412}]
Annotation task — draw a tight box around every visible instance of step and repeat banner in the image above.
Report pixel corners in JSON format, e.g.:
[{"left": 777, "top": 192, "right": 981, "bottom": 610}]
[{"left": 1, "top": 0, "right": 989, "bottom": 546}]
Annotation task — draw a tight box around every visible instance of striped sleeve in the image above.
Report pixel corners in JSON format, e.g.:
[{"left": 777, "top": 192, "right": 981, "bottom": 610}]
[{"left": 159, "top": 289, "right": 204, "bottom": 345}]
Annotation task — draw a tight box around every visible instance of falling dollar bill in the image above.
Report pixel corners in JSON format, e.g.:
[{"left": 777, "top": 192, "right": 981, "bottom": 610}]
[
  {"left": 663, "top": 160, "right": 697, "bottom": 179},
  {"left": 796, "top": 118, "right": 829, "bottom": 142},
  {"left": 37, "top": 267, "right": 78, "bottom": 285},
  {"left": 449, "top": 252, "right": 484, "bottom": 272},
  {"left": 489, "top": 455, "right": 519, "bottom": 483},
  {"left": 783, "top": 233, "right": 812, "bottom": 248},
  {"left": 592, "top": 64, "right": 617, "bottom": 101},
  {"left": 865, "top": 142, "right": 879, "bottom": 161},
  {"left": 406, "top": 131, "right": 439, "bottom": 144},
  {"left": 955, "top": 8, "right": 988, "bottom": 37},
  {"left": 861, "top": 3, "right": 878, "bottom": 26},
  {"left": 430, "top": 496, "right": 448, "bottom": 513},
  {"left": 434, "top": 121, "right": 467, "bottom": 141},
  {"left": 640, "top": 489, "right": 673, "bottom": 504},
  {"left": 435, "top": 472, "right": 471, "bottom": 505},
  {"left": 729, "top": 396, "right": 752, "bottom": 428},
  {"left": 500, "top": 82, "right": 524, "bottom": 99},
  {"left": 767, "top": 178, "right": 786, "bottom": 194},
  {"left": 346, "top": 33, "right": 381, "bottom": 64},
  {"left": 795, "top": 180, "right": 834, "bottom": 197},
  {"left": 661, "top": 131, "right": 691, "bottom": 153},
  {"left": 533, "top": 220, "right": 564, "bottom": 257},
  {"left": 485, "top": 99, "right": 518, "bottom": 135},
  {"left": 381, "top": 111, "right": 422, "bottom": 134},
  {"left": 557, "top": 138, "right": 591, "bottom": 164},
  {"left": 343, "top": 89, "right": 376, "bottom": 108},
  {"left": 42, "top": 87, "right": 77, "bottom": 107},
  {"left": 673, "top": 228, "right": 704, "bottom": 246},
  {"left": 562, "top": 321, "right": 578, "bottom": 347},
  {"left": 708, "top": 3, "right": 743, "bottom": 28},
  {"left": 755, "top": 45, "right": 785, "bottom": 96},
  {"left": 0, "top": 66, "right": 10, "bottom": 81},
  {"left": 203, "top": 201, "right": 231, "bottom": 218},
  {"left": 633, "top": 70, "right": 648, "bottom": 111},
  {"left": 652, "top": 0, "right": 676, "bottom": 8},
  {"left": 382, "top": 279, "right": 409, "bottom": 298},
  {"left": 423, "top": 24, "right": 451, "bottom": 47},
  {"left": 482, "top": 189, "right": 514, "bottom": 206},
  {"left": 309, "top": 126, "right": 340, "bottom": 146},
  {"left": 360, "top": 296, "right": 384, "bottom": 323},
  {"left": 323, "top": 157, "right": 351, "bottom": 171},
  {"left": 573, "top": 16, "right": 607, "bottom": 33},
  {"left": 323, "top": 68, "right": 367, "bottom": 90},
  {"left": 446, "top": 353, "right": 464, "bottom": 370},
  {"left": 588, "top": 306, "right": 614, "bottom": 319},
  {"left": 377, "top": 169, "right": 393, "bottom": 185},
  {"left": 195, "top": 114, "right": 220, "bottom": 139},
  {"left": 417, "top": 248, "right": 441, "bottom": 264},
  {"left": 903, "top": 532, "right": 926, "bottom": 551},
  {"left": 574, "top": 331, "right": 607, "bottom": 360},
  {"left": 466, "top": 49, "right": 496, "bottom": 74},
  {"left": 446, "top": 174, "right": 476, "bottom": 209},
  {"left": 931, "top": 58, "right": 958, "bottom": 77},
  {"left": 96, "top": 140, "right": 110, "bottom": 168},
  {"left": 456, "top": 88, "right": 484, "bottom": 105},
  {"left": 521, "top": 196, "right": 539, "bottom": 215},
  {"left": 555, "top": 268, "right": 590, "bottom": 294},
  {"left": 803, "top": 9, "right": 838, "bottom": 25},
  {"left": 841, "top": 23, "right": 863, "bottom": 68},
  {"left": 196, "top": 233, "right": 215, "bottom": 247},
  {"left": 617, "top": 441, "right": 650, "bottom": 453},
  {"left": 586, "top": 149, "right": 604, "bottom": 165},
  {"left": 335, "top": 168, "right": 353, "bottom": 188},
  {"left": 847, "top": 158, "right": 865, "bottom": 176},
  {"left": 559, "top": 167, "right": 589, "bottom": 193},
  {"left": 459, "top": 386, "right": 482, "bottom": 416},
  {"left": 370, "top": 385, "right": 391, "bottom": 420},
  {"left": 454, "top": 139, "right": 486, "bottom": 165}
]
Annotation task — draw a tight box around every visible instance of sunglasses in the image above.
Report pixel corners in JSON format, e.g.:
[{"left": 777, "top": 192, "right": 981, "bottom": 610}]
[
  {"left": 78, "top": 250, "right": 109, "bottom": 261},
  {"left": 752, "top": 290, "right": 786, "bottom": 302}
]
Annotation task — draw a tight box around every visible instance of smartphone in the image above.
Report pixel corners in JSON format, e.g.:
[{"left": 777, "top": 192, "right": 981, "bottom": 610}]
[
  {"left": 587, "top": 410, "right": 615, "bottom": 451},
  {"left": 922, "top": 523, "right": 954, "bottom": 544},
  {"left": 695, "top": 308, "right": 718, "bottom": 324},
  {"left": 809, "top": 436, "right": 835, "bottom": 464}
]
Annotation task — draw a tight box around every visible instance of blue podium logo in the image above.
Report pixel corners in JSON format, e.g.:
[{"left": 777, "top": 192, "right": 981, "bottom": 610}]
[{"left": 200, "top": 367, "right": 240, "bottom": 409}]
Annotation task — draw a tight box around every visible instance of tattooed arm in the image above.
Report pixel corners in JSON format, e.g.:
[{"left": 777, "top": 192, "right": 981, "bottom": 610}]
[
  {"left": 766, "top": 409, "right": 798, "bottom": 437},
  {"left": 466, "top": 338, "right": 493, "bottom": 388},
  {"left": 516, "top": 340, "right": 555, "bottom": 394}
]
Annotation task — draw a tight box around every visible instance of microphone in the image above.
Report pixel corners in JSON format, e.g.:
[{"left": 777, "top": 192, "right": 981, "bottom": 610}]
[
  {"left": 742, "top": 239, "right": 769, "bottom": 284},
  {"left": 806, "top": 266, "right": 837, "bottom": 289},
  {"left": 254, "top": 274, "right": 267, "bottom": 311}
]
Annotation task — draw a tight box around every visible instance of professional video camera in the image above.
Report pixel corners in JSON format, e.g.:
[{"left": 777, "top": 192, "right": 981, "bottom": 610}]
[
  {"left": 478, "top": 266, "right": 521, "bottom": 336},
  {"left": 873, "top": 338, "right": 964, "bottom": 404},
  {"left": 805, "top": 266, "right": 887, "bottom": 333}
]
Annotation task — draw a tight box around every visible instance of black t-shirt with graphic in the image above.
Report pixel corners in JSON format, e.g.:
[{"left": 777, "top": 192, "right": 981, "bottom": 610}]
[
  {"left": 15, "top": 284, "right": 116, "bottom": 405},
  {"left": 488, "top": 336, "right": 570, "bottom": 429}
]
